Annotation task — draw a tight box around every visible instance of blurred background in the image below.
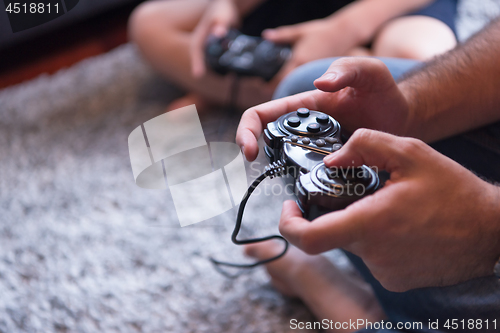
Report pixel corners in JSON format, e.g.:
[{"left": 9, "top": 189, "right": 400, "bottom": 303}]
[
  {"left": 1, "top": 1, "right": 500, "bottom": 332},
  {"left": 1, "top": 0, "right": 144, "bottom": 88}
]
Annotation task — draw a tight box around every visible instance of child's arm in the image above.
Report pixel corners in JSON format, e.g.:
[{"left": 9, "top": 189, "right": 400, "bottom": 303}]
[{"left": 190, "top": 0, "right": 267, "bottom": 77}]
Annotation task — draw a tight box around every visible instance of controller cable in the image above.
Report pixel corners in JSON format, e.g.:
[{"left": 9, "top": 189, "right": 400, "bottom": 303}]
[{"left": 209, "top": 161, "right": 289, "bottom": 274}]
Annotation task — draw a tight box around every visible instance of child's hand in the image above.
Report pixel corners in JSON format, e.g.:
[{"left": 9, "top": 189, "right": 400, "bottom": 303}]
[
  {"left": 190, "top": 0, "right": 240, "bottom": 77},
  {"left": 265, "top": 17, "right": 366, "bottom": 82}
]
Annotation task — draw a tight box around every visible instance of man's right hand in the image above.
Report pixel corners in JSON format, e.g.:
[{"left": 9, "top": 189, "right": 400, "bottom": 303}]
[
  {"left": 278, "top": 129, "right": 500, "bottom": 291},
  {"left": 190, "top": 0, "right": 240, "bottom": 77},
  {"left": 236, "top": 57, "right": 415, "bottom": 162}
]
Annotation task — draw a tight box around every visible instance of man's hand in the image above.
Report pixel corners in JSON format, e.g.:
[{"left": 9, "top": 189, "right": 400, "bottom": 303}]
[
  {"left": 236, "top": 58, "right": 413, "bottom": 161},
  {"left": 190, "top": 0, "right": 240, "bottom": 77},
  {"left": 279, "top": 129, "right": 500, "bottom": 292}
]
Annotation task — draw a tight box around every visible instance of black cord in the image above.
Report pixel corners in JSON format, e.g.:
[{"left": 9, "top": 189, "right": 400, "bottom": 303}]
[{"left": 210, "top": 161, "right": 289, "bottom": 270}]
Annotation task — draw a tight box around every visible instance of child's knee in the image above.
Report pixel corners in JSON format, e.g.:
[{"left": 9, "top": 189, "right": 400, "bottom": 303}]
[
  {"left": 129, "top": 2, "right": 180, "bottom": 45},
  {"left": 372, "top": 16, "right": 457, "bottom": 61}
]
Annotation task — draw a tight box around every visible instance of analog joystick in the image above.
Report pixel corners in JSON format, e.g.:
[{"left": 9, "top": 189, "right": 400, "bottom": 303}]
[{"left": 295, "top": 163, "right": 380, "bottom": 220}]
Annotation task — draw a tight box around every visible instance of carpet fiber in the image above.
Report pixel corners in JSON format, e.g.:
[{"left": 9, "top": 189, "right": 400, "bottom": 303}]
[{"left": 2, "top": 3, "right": 499, "bottom": 330}]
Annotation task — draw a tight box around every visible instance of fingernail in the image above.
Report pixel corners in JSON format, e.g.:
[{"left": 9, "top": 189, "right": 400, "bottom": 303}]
[
  {"left": 240, "top": 145, "right": 245, "bottom": 156},
  {"left": 323, "top": 152, "right": 337, "bottom": 164},
  {"left": 262, "top": 29, "right": 275, "bottom": 38},
  {"left": 317, "top": 72, "right": 337, "bottom": 82}
]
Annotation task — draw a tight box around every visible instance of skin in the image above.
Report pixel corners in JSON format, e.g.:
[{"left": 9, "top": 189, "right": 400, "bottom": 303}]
[
  {"left": 128, "top": 0, "right": 456, "bottom": 109},
  {"left": 244, "top": 241, "right": 386, "bottom": 333},
  {"left": 236, "top": 19, "right": 500, "bottom": 291},
  {"left": 282, "top": 130, "right": 500, "bottom": 291}
]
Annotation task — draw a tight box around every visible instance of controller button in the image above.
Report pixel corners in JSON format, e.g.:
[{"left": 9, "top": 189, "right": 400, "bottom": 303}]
[
  {"left": 297, "top": 108, "right": 310, "bottom": 117},
  {"left": 307, "top": 123, "right": 320, "bottom": 133},
  {"left": 301, "top": 138, "right": 311, "bottom": 145},
  {"left": 315, "top": 139, "right": 325, "bottom": 147},
  {"left": 316, "top": 114, "right": 330, "bottom": 124},
  {"left": 287, "top": 117, "right": 301, "bottom": 127},
  {"left": 291, "top": 136, "right": 299, "bottom": 142},
  {"left": 332, "top": 143, "right": 343, "bottom": 151},
  {"left": 325, "top": 137, "right": 339, "bottom": 144}
]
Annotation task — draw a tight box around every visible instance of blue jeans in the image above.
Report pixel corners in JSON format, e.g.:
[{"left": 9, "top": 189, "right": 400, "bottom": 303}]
[{"left": 274, "top": 57, "right": 500, "bottom": 332}]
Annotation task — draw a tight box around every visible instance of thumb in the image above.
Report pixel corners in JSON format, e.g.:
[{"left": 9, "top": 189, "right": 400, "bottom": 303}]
[
  {"left": 190, "top": 19, "right": 213, "bottom": 77},
  {"left": 314, "top": 57, "right": 396, "bottom": 93},
  {"left": 263, "top": 25, "right": 301, "bottom": 43},
  {"left": 323, "top": 129, "right": 413, "bottom": 173}
]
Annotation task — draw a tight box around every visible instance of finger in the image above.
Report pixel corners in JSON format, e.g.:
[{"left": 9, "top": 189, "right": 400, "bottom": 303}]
[
  {"left": 278, "top": 198, "right": 379, "bottom": 254},
  {"left": 236, "top": 90, "right": 325, "bottom": 161},
  {"left": 280, "top": 184, "right": 405, "bottom": 255},
  {"left": 323, "top": 129, "right": 415, "bottom": 174},
  {"left": 190, "top": 20, "right": 212, "bottom": 77},
  {"left": 314, "top": 57, "right": 396, "bottom": 94},
  {"left": 278, "top": 200, "right": 311, "bottom": 246},
  {"left": 263, "top": 25, "right": 301, "bottom": 43}
]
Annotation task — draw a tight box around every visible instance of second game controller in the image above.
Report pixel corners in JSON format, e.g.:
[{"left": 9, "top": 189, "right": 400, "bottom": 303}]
[{"left": 205, "top": 29, "right": 291, "bottom": 81}]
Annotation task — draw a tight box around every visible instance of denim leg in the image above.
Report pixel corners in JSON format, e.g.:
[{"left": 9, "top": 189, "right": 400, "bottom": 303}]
[
  {"left": 273, "top": 57, "right": 421, "bottom": 99},
  {"left": 431, "top": 125, "right": 500, "bottom": 182},
  {"left": 275, "top": 57, "right": 500, "bottom": 332}
]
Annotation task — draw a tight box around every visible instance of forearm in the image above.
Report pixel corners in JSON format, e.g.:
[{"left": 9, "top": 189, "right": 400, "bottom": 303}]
[
  {"left": 400, "top": 19, "right": 500, "bottom": 142},
  {"left": 231, "top": 0, "right": 266, "bottom": 16},
  {"left": 327, "top": 0, "right": 434, "bottom": 44}
]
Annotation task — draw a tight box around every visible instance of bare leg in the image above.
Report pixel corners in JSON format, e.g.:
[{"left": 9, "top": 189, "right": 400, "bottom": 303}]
[
  {"left": 245, "top": 242, "right": 385, "bottom": 333},
  {"left": 128, "top": 0, "right": 274, "bottom": 110},
  {"left": 372, "top": 16, "right": 457, "bottom": 61}
]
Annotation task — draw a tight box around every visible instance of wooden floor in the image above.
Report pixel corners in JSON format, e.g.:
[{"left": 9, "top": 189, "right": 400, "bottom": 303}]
[{"left": 0, "top": 5, "right": 133, "bottom": 89}]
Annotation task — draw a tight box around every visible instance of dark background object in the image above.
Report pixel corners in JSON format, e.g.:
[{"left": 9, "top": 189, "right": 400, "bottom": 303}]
[
  {"left": 4, "top": 0, "right": 66, "bottom": 33},
  {"left": 0, "top": 0, "right": 141, "bottom": 47},
  {"left": 0, "top": 0, "right": 145, "bottom": 87}
]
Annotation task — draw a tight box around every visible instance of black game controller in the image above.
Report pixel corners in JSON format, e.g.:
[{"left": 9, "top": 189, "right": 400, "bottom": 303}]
[
  {"left": 296, "top": 163, "right": 379, "bottom": 220},
  {"left": 210, "top": 108, "right": 379, "bottom": 272},
  {"left": 264, "top": 108, "right": 380, "bottom": 219},
  {"left": 205, "top": 29, "right": 291, "bottom": 81}
]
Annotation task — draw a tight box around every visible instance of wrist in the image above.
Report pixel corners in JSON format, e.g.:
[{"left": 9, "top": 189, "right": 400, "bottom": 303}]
[
  {"left": 232, "top": 0, "right": 265, "bottom": 16},
  {"left": 395, "top": 80, "right": 424, "bottom": 139}
]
